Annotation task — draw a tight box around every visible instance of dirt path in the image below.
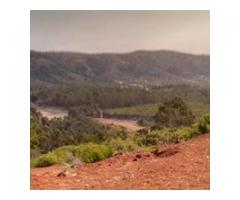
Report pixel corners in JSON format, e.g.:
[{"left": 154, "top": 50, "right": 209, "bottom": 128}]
[
  {"left": 92, "top": 118, "right": 143, "bottom": 131},
  {"left": 31, "top": 134, "right": 210, "bottom": 190}
]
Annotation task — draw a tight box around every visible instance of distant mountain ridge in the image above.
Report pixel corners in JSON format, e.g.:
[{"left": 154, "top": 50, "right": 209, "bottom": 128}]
[{"left": 30, "top": 50, "right": 210, "bottom": 87}]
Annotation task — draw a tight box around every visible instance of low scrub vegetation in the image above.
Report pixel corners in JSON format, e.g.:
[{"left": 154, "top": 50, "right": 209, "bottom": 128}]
[
  {"left": 135, "top": 110, "right": 210, "bottom": 147},
  {"left": 30, "top": 107, "right": 130, "bottom": 156},
  {"left": 104, "top": 100, "right": 209, "bottom": 120},
  {"left": 197, "top": 113, "right": 210, "bottom": 133},
  {"left": 31, "top": 97, "right": 210, "bottom": 168},
  {"left": 106, "top": 138, "right": 137, "bottom": 153},
  {"left": 135, "top": 127, "right": 196, "bottom": 146},
  {"left": 31, "top": 143, "right": 113, "bottom": 167},
  {"left": 31, "top": 112, "right": 210, "bottom": 168},
  {"left": 31, "top": 153, "right": 58, "bottom": 168}
]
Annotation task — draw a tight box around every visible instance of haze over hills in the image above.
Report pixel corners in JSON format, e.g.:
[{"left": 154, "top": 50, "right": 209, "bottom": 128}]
[{"left": 30, "top": 50, "right": 210, "bottom": 88}]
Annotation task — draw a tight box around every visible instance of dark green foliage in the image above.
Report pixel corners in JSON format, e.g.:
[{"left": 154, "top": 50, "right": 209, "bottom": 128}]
[
  {"left": 136, "top": 129, "right": 179, "bottom": 146},
  {"left": 30, "top": 107, "right": 111, "bottom": 154},
  {"left": 115, "top": 126, "right": 128, "bottom": 140},
  {"left": 30, "top": 107, "right": 132, "bottom": 155},
  {"left": 30, "top": 123, "right": 41, "bottom": 149},
  {"left": 153, "top": 97, "right": 195, "bottom": 128},
  {"left": 32, "top": 85, "right": 158, "bottom": 109},
  {"left": 31, "top": 50, "right": 209, "bottom": 87},
  {"left": 69, "top": 104, "right": 101, "bottom": 118},
  {"left": 136, "top": 113, "right": 210, "bottom": 147},
  {"left": 105, "top": 100, "right": 209, "bottom": 121},
  {"left": 136, "top": 130, "right": 162, "bottom": 146},
  {"left": 135, "top": 127, "right": 200, "bottom": 146},
  {"left": 31, "top": 84, "right": 210, "bottom": 112},
  {"left": 197, "top": 113, "right": 210, "bottom": 133}
]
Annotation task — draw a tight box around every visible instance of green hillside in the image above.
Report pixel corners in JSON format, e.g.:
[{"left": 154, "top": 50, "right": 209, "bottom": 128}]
[
  {"left": 31, "top": 50, "right": 209, "bottom": 88},
  {"left": 104, "top": 101, "right": 209, "bottom": 119}
]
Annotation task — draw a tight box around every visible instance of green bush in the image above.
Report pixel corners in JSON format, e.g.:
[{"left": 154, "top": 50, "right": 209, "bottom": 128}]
[
  {"left": 31, "top": 113, "right": 210, "bottom": 168},
  {"left": 135, "top": 126, "right": 202, "bottom": 146},
  {"left": 157, "top": 130, "right": 179, "bottom": 144},
  {"left": 106, "top": 138, "right": 136, "bottom": 153},
  {"left": 31, "top": 143, "right": 113, "bottom": 167},
  {"left": 176, "top": 127, "right": 199, "bottom": 140},
  {"left": 136, "top": 129, "right": 178, "bottom": 146},
  {"left": 153, "top": 97, "right": 195, "bottom": 128},
  {"left": 76, "top": 143, "right": 113, "bottom": 163},
  {"left": 141, "top": 131, "right": 161, "bottom": 146},
  {"left": 115, "top": 126, "right": 128, "bottom": 140},
  {"left": 197, "top": 113, "right": 210, "bottom": 133},
  {"left": 54, "top": 143, "right": 113, "bottom": 163},
  {"left": 53, "top": 146, "right": 77, "bottom": 163},
  {"left": 31, "top": 152, "right": 58, "bottom": 168}
]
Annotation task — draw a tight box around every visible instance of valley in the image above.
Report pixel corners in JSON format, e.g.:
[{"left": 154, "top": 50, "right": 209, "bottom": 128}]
[
  {"left": 29, "top": 11, "right": 210, "bottom": 191},
  {"left": 30, "top": 50, "right": 210, "bottom": 190}
]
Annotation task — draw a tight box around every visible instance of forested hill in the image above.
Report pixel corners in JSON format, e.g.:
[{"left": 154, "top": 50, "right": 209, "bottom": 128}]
[{"left": 30, "top": 50, "right": 209, "bottom": 87}]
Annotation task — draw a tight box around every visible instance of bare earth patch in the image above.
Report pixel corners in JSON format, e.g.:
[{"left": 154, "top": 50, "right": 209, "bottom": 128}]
[
  {"left": 92, "top": 118, "right": 143, "bottom": 131},
  {"left": 31, "top": 134, "right": 210, "bottom": 190},
  {"left": 32, "top": 105, "right": 68, "bottom": 119}
]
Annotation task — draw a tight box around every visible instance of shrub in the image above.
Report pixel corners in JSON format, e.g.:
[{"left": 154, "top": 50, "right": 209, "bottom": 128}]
[
  {"left": 153, "top": 97, "right": 195, "bottom": 128},
  {"left": 54, "top": 143, "right": 114, "bottom": 163},
  {"left": 115, "top": 126, "right": 128, "bottom": 140},
  {"left": 157, "top": 129, "right": 179, "bottom": 144},
  {"left": 107, "top": 138, "right": 137, "bottom": 153},
  {"left": 31, "top": 152, "right": 58, "bottom": 168},
  {"left": 135, "top": 126, "right": 201, "bottom": 146},
  {"left": 53, "top": 145, "right": 77, "bottom": 163},
  {"left": 31, "top": 143, "right": 114, "bottom": 167},
  {"left": 75, "top": 143, "right": 113, "bottom": 163},
  {"left": 136, "top": 129, "right": 178, "bottom": 146},
  {"left": 176, "top": 127, "right": 199, "bottom": 140},
  {"left": 197, "top": 113, "right": 210, "bottom": 133},
  {"left": 143, "top": 132, "right": 161, "bottom": 146}
]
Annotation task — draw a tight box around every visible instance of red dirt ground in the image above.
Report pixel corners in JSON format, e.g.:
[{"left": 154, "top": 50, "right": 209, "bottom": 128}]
[{"left": 31, "top": 134, "right": 210, "bottom": 190}]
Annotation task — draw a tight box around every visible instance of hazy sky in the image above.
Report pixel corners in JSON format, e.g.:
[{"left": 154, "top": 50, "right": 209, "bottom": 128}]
[{"left": 30, "top": 10, "right": 209, "bottom": 54}]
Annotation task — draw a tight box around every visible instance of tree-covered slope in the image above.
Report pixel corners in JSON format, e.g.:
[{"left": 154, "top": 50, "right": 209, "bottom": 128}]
[{"left": 30, "top": 50, "right": 209, "bottom": 87}]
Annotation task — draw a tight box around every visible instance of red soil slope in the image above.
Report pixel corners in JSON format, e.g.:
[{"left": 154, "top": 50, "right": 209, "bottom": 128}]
[{"left": 31, "top": 134, "right": 210, "bottom": 190}]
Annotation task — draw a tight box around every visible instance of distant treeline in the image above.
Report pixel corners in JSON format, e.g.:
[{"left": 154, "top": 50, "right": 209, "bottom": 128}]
[{"left": 31, "top": 84, "right": 209, "bottom": 110}]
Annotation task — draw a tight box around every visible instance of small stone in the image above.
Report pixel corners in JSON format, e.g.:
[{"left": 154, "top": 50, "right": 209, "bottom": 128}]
[
  {"left": 136, "top": 154, "right": 142, "bottom": 159},
  {"left": 57, "top": 171, "right": 66, "bottom": 177}
]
